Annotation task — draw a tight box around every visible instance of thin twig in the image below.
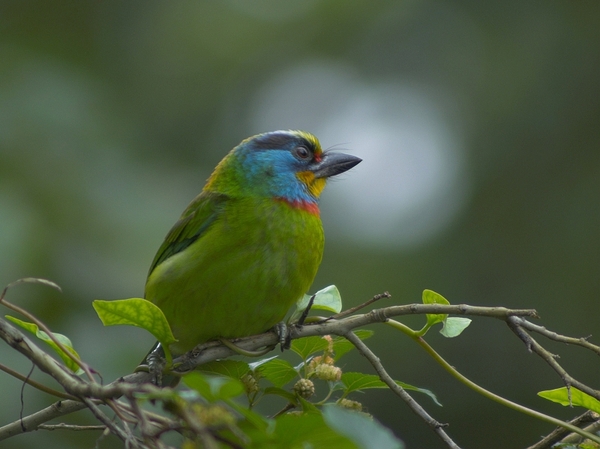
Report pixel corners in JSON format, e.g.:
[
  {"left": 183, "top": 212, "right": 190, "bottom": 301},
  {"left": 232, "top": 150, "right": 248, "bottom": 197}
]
[
  {"left": 81, "top": 397, "right": 141, "bottom": 448},
  {"left": 507, "top": 316, "right": 600, "bottom": 402},
  {"left": 0, "top": 362, "right": 76, "bottom": 400},
  {"left": 527, "top": 411, "right": 600, "bottom": 449},
  {"left": 0, "top": 399, "right": 89, "bottom": 439},
  {"left": 324, "top": 291, "right": 391, "bottom": 321},
  {"left": 407, "top": 326, "right": 600, "bottom": 445},
  {"left": 37, "top": 423, "right": 107, "bottom": 431},
  {"left": 128, "top": 394, "right": 157, "bottom": 443},
  {"left": 518, "top": 320, "right": 600, "bottom": 355},
  {"left": 271, "top": 402, "right": 296, "bottom": 418},
  {"left": 297, "top": 294, "right": 316, "bottom": 325},
  {"left": 114, "top": 398, "right": 178, "bottom": 430},
  {"left": 0, "top": 296, "right": 96, "bottom": 382},
  {"left": 560, "top": 419, "right": 600, "bottom": 445},
  {"left": 174, "top": 403, "right": 219, "bottom": 449},
  {"left": 0, "top": 302, "right": 540, "bottom": 441},
  {"left": 344, "top": 331, "right": 461, "bottom": 449}
]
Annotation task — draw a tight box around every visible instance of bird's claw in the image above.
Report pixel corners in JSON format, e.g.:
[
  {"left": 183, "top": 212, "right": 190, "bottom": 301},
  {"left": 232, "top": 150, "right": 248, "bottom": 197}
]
[
  {"left": 146, "top": 343, "right": 166, "bottom": 386},
  {"left": 275, "top": 321, "right": 291, "bottom": 351}
]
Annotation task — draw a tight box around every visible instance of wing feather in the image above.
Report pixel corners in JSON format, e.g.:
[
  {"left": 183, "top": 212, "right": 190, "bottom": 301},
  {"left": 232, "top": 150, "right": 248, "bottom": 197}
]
[{"left": 147, "top": 191, "right": 229, "bottom": 276}]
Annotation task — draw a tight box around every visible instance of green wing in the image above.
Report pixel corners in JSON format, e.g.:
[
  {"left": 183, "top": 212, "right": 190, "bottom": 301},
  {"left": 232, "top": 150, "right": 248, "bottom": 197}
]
[{"left": 147, "top": 191, "right": 229, "bottom": 277}]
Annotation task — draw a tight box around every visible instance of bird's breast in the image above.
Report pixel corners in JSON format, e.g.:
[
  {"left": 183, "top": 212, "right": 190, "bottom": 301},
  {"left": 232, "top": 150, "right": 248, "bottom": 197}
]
[
  {"left": 145, "top": 196, "right": 324, "bottom": 354},
  {"left": 226, "top": 197, "right": 324, "bottom": 273}
]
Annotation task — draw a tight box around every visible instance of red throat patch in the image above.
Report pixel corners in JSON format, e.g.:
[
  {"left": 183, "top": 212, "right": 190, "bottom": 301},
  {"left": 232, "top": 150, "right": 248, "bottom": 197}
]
[{"left": 276, "top": 198, "right": 320, "bottom": 216}]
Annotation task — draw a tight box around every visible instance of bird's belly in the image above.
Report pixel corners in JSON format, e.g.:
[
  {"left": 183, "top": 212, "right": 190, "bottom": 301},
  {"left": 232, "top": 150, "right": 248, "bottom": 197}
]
[{"left": 145, "top": 201, "right": 323, "bottom": 355}]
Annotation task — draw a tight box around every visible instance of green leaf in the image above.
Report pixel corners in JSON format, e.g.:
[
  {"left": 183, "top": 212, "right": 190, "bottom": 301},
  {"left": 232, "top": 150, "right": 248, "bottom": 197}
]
[
  {"left": 341, "top": 372, "right": 441, "bottom": 406},
  {"left": 224, "top": 398, "right": 271, "bottom": 432},
  {"left": 274, "top": 412, "right": 359, "bottom": 449},
  {"left": 342, "top": 372, "right": 388, "bottom": 393},
  {"left": 440, "top": 317, "right": 471, "bottom": 338},
  {"left": 182, "top": 372, "right": 245, "bottom": 402},
  {"left": 5, "top": 315, "right": 82, "bottom": 373},
  {"left": 257, "top": 358, "right": 298, "bottom": 388},
  {"left": 332, "top": 330, "right": 375, "bottom": 361},
  {"left": 263, "top": 386, "right": 298, "bottom": 404},
  {"left": 92, "top": 298, "right": 176, "bottom": 347},
  {"left": 422, "top": 289, "right": 450, "bottom": 328},
  {"left": 322, "top": 404, "right": 404, "bottom": 449},
  {"left": 311, "top": 285, "right": 343, "bottom": 313},
  {"left": 291, "top": 335, "right": 330, "bottom": 360},
  {"left": 538, "top": 387, "right": 600, "bottom": 414},
  {"left": 290, "top": 285, "right": 342, "bottom": 322},
  {"left": 198, "top": 360, "right": 250, "bottom": 380},
  {"left": 298, "top": 397, "right": 320, "bottom": 414}
]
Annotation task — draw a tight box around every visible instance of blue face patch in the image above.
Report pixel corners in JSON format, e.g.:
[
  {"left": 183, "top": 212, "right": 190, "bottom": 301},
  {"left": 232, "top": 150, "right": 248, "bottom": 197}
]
[{"left": 239, "top": 147, "right": 316, "bottom": 203}]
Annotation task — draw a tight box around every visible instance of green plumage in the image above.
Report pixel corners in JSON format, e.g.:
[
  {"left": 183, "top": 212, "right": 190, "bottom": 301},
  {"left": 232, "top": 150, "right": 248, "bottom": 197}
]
[
  {"left": 144, "top": 131, "right": 360, "bottom": 356},
  {"left": 146, "top": 195, "right": 323, "bottom": 355}
]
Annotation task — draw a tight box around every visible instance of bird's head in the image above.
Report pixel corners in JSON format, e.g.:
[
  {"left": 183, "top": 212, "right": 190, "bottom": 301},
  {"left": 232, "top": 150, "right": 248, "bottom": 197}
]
[{"left": 205, "top": 130, "right": 361, "bottom": 209}]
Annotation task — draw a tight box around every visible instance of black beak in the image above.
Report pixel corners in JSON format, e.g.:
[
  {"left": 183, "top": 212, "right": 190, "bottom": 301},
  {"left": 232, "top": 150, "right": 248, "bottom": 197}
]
[{"left": 310, "top": 152, "right": 362, "bottom": 179}]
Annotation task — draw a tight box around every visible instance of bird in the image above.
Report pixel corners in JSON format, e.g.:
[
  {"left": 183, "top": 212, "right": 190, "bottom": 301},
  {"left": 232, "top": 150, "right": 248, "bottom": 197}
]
[{"left": 144, "top": 130, "right": 361, "bottom": 357}]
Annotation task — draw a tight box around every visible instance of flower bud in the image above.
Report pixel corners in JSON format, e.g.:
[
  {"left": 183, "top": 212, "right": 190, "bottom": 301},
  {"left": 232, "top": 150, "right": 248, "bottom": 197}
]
[
  {"left": 314, "top": 364, "right": 342, "bottom": 382},
  {"left": 293, "top": 378, "right": 315, "bottom": 399},
  {"left": 241, "top": 372, "right": 259, "bottom": 395},
  {"left": 338, "top": 398, "right": 363, "bottom": 411}
]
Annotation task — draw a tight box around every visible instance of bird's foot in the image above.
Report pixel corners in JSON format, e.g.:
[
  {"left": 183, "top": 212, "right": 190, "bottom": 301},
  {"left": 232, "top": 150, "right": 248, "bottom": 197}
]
[
  {"left": 274, "top": 321, "right": 291, "bottom": 351},
  {"left": 134, "top": 342, "right": 166, "bottom": 386},
  {"left": 147, "top": 343, "right": 166, "bottom": 386}
]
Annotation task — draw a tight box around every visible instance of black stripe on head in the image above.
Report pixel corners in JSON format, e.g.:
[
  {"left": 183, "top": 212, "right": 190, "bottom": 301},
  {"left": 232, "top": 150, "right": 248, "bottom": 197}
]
[{"left": 252, "top": 131, "right": 314, "bottom": 152}]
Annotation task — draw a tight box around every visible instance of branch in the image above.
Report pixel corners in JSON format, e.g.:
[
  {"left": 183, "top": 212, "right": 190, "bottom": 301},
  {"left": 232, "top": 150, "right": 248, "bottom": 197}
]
[
  {"left": 37, "top": 423, "right": 107, "bottom": 431},
  {"left": 326, "top": 291, "right": 391, "bottom": 320},
  {"left": 0, "top": 362, "right": 76, "bottom": 400},
  {"left": 0, "top": 400, "right": 88, "bottom": 440},
  {"left": 508, "top": 316, "right": 600, "bottom": 402},
  {"left": 3, "top": 273, "right": 599, "bottom": 449},
  {"left": 0, "top": 279, "right": 95, "bottom": 381},
  {"left": 0, "top": 303, "right": 537, "bottom": 442},
  {"left": 344, "top": 331, "right": 461, "bottom": 449},
  {"left": 519, "top": 320, "right": 600, "bottom": 355},
  {"left": 527, "top": 411, "right": 600, "bottom": 449},
  {"left": 408, "top": 332, "right": 600, "bottom": 444}
]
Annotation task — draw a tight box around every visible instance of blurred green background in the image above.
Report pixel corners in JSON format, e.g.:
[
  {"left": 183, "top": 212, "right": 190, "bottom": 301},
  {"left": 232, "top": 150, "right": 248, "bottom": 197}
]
[{"left": 1, "top": 1, "right": 599, "bottom": 448}]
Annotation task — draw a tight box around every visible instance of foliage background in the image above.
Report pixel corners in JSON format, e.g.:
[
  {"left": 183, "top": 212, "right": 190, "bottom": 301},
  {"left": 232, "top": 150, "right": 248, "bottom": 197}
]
[{"left": 1, "top": 1, "right": 599, "bottom": 448}]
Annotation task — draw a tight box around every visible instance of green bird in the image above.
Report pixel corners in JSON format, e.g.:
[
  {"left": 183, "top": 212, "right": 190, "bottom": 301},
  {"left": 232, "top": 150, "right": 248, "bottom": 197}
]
[{"left": 145, "top": 130, "right": 361, "bottom": 356}]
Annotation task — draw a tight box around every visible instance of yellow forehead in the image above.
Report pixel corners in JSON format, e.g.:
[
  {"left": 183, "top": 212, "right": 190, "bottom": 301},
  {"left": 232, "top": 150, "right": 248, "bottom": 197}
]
[{"left": 293, "top": 131, "right": 322, "bottom": 157}]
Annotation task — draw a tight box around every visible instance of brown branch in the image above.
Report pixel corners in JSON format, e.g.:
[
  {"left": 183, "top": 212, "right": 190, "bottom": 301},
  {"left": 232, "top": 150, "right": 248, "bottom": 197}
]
[
  {"left": 37, "top": 423, "right": 108, "bottom": 431},
  {"left": 0, "top": 301, "right": 544, "bottom": 445},
  {"left": 518, "top": 319, "right": 600, "bottom": 355},
  {"left": 507, "top": 316, "right": 600, "bottom": 403},
  {"left": 0, "top": 285, "right": 96, "bottom": 382},
  {"left": 0, "top": 400, "right": 89, "bottom": 439},
  {"left": 559, "top": 418, "right": 600, "bottom": 445},
  {"left": 0, "top": 362, "right": 76, "bottom": 400},
  {"left": 325, "top": 291, "right": 392, "bottom": 320},
  {"left": 344, "top": 331, "right": 461, "bottom": 449},
  {"left": 5, "top": 283, "right": 600, "bottom": 449},
  {"left": 81, "top": 397, "right": 140, "bottom": 447},
  {"left": 527, "top": 411, "right": 600, "bottom": 449}
]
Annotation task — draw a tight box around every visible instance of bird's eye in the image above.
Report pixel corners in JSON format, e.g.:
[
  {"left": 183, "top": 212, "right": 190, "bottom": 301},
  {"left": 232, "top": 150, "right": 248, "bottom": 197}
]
[{"left": 294, "top": 146, "right": 311, "bottom": 160}]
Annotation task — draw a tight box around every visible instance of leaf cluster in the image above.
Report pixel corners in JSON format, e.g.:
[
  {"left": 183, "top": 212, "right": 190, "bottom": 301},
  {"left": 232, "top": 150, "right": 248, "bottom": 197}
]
[{"left": 4, "top": 279, "right": 600, "bottom": 449}]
